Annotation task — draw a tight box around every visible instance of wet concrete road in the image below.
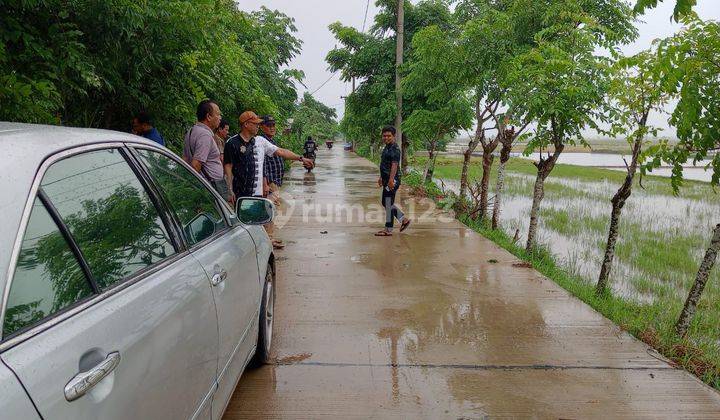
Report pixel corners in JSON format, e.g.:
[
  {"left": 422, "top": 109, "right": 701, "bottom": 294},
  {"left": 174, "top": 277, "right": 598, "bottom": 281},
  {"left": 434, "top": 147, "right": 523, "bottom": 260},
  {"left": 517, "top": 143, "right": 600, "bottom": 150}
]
[{"left": 224, "top": 148, "right": 720, "bottom": 418}]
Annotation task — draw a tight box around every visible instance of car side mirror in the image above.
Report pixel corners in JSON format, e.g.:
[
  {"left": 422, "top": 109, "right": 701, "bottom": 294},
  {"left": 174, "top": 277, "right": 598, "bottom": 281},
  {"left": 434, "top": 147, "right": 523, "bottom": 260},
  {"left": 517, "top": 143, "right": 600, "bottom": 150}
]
[
  {"left": 236, "top": 197, "right": 274, "bottom": 225},
  {"left": 185, "top": 213, "right": 216, "bottom": 243}
]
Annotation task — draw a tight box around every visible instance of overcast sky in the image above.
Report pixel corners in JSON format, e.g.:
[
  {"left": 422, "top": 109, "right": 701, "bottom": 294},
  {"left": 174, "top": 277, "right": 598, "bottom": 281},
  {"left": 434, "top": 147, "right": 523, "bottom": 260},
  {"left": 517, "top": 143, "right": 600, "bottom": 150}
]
[{"left": 242, "top": 0, "right": 720, "bottom": 135}]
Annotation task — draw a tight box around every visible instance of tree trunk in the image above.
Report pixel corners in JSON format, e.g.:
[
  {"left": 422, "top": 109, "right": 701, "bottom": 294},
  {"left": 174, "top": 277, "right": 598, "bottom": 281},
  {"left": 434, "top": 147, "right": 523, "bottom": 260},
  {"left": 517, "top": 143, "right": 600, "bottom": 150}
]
[
  {"left": 401, "top": 132, "right": 409, "bottom": 175},
  {"left": 479, "top": 142, "right": 498, "bottom": 221},
  {"left": 526, "top": 172, "right": 546, "bottom": 251},
  {"left": 460, "top": 94, "right": 486, "bottom": 201},
  {"left": 424, "top": 139, "right": 437, "bottom": 183},
  {"left": 596, "top": 138, "right": 642, "bottom": 295},
  {"left": 526, "top": 146, "right": 563, "bottom": 251},
  {"left": 459, "top": 144, "right": 473, "bottom": 200},
  {"left": 491, "top": 142, "right": 512, "bottom": 229},
  {"left": 675, "top": 223, "right": 720, "bottom": 337}
]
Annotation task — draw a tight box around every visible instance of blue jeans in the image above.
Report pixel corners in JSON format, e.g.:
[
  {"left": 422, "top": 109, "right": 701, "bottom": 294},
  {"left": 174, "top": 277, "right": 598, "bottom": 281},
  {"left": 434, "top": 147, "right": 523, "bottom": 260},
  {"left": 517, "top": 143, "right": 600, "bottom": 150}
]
[{"left": 381, "top": 185, "right": 404, "bottom": 229}]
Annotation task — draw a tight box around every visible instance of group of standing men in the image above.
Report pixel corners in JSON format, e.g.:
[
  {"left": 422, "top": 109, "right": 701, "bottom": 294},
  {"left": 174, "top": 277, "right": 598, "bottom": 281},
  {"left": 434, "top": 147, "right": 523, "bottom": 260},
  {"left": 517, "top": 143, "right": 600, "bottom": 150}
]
[
  {"left": 182, "top": 99, "right": 313, "bottom": 249},
  {"left": 131, "top": 102, "right": 411, "bottom": 240}
]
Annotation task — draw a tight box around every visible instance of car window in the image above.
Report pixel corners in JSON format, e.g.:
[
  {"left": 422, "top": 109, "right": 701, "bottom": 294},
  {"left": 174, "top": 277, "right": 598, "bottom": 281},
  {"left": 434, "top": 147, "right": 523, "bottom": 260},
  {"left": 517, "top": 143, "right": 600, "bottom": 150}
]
[
  {"left": 41, "top": 149, "right": 176, "bottom": 290},
  {"left": 135, "top": 149, "right": 228, "bottom": 246},
  {"left": 3, "top": 198, "right": 94, "bottom": 338}
]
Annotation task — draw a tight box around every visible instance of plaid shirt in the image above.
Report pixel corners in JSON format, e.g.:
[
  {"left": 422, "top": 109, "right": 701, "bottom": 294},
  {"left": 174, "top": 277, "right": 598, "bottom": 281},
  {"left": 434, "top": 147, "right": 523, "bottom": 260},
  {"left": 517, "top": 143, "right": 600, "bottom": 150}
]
[{"left": 262, "top": 135, "right": 285, "bottom": 186}]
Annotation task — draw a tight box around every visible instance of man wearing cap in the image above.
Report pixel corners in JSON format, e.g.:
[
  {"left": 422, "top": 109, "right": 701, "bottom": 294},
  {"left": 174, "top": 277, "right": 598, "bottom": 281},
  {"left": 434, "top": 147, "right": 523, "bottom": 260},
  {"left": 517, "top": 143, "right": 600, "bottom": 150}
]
[
  {"left": 224, "top": 111, "right": 313, "bottom": 248},
  {"left": 183, "top": 99, "right": 230, "bottom": 201},
  {"left": 260, "top": 115, "right": 284, "bottom": 206}
]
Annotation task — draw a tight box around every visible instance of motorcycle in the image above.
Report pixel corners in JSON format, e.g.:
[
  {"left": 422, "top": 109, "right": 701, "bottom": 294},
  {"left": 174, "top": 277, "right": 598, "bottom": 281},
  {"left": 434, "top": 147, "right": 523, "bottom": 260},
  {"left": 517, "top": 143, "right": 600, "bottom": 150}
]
[{"left": 326, "top": 141, "right": 334, "bottom": 149}]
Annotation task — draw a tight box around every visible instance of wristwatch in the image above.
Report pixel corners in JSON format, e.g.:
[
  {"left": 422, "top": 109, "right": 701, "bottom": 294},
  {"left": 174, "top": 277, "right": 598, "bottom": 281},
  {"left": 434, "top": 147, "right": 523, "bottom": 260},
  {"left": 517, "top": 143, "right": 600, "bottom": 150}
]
[{"left": 297, "top": 156, "right": 304, "bottom": 162}]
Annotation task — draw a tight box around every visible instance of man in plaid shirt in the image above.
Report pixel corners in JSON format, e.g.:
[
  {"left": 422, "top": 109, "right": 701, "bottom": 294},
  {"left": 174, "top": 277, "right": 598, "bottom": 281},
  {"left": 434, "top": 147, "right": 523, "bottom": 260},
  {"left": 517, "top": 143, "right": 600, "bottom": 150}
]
[{"left": 260, "top": 115, "right": 284, "bottom": 206}]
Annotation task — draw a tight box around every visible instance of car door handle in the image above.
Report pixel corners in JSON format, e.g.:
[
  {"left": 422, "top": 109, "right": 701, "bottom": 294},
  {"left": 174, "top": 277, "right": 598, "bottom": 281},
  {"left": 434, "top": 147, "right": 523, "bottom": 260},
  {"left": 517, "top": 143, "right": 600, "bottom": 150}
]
[
  {"left": 65, "top": 351, "right": 121, "bottom": 402},
  {"left": 211, "top": 269, "right": 228, "bottom": 286}
]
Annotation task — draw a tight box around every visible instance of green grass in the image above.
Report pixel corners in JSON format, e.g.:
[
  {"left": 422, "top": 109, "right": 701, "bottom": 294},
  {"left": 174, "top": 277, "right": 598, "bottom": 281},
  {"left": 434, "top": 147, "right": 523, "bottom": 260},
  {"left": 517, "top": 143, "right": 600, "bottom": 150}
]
[{"left": 404, "top": 170, "right": 720, "bottom": 391}]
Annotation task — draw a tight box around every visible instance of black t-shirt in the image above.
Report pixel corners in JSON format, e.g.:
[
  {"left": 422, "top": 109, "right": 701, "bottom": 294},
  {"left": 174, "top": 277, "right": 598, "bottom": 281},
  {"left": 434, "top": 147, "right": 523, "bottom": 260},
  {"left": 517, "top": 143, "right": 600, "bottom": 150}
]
[
  {"left": 380, "top": 142, "right": 401, "bottom": 185},
  {"left": 224, "top": 135, "right": 258, "bottom": 197}
]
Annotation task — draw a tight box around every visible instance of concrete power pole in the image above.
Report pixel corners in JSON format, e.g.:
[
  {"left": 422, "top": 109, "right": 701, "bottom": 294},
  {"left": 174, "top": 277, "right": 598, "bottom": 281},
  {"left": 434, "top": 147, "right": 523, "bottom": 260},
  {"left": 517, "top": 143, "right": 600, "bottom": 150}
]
[{"left": 395, "top": 0, "right": 404, "bottom": 170}]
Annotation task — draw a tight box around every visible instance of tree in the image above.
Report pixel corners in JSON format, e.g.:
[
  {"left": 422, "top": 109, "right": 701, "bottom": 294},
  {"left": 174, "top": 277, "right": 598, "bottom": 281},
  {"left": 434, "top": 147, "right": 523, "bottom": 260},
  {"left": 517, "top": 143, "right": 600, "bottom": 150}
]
[
  {"left": 290, "top": 92, "right": 340, "bottom": 150},
  {"left": 450, "top": 0, "right": 550, "bottom": 218},
  {"left": 507, "top": 0, "right": 637, "bottom": 251},
  {"left": 454, "top": 9, "right": 508, "bottom": 213},
  {"left": 646, "top": 17, "right": 720, "bottom": 337},
  {"left": 634, "top": 0, "right": 697, "bottom": 21},
  {"left": 595, "top": 50, "right": 671, "bottom": 295},
  {"left": 0, "top": 1, "right": 304, "bottom": 152},
  {"left": 490, "top": 115, "right": 530, "bottom": 229},
  {"left": 327, "top": 0, "right": 454, "bottom": 162},
  {"left": 404, "top": 25, "right": 473, "bottom": 183}
]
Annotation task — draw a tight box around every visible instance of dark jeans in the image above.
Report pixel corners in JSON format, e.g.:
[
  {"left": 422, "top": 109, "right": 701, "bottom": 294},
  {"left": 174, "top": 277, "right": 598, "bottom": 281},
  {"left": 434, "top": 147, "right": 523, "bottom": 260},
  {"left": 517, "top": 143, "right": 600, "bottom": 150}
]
[{"left": 381, "top": 185, "right": 405, "bottom": 229}]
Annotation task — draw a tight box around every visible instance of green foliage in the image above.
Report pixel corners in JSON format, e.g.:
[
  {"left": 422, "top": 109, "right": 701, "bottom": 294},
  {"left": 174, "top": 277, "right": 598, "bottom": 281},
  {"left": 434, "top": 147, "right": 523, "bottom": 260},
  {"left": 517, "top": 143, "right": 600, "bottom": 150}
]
[
  {"left": 404, "top": 25, "right": 473, "bottom": 152},
  {"left": 649, "top": 17, "right": 720, "bottom": 189},
  {"left": 326, "top": 0, "right": 455, "bottom": 157},
  {"left": 634, "top": 0, "right": 698, "bottom": 22},
  {"left": 607, "top": 49, "right": 672, "bottom": 161},
  {"left": 507, "top": 1, "right": 636, "bottom": 154},
  {"left": 0, "top": 0, "right": 303, "bottom": 153},
  {"left": 288, "top": 92, "right": 340, "bottom": 152}
]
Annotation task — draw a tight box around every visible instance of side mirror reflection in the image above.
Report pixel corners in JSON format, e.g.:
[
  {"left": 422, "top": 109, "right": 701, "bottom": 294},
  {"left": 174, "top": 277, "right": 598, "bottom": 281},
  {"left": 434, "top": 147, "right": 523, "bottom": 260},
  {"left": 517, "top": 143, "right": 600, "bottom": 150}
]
[
  {"left": 184, "top": 213, "right": 216, "bottom": 243},
  {"left": 235, "top": 197, "right": 274, "bottom": 225}
]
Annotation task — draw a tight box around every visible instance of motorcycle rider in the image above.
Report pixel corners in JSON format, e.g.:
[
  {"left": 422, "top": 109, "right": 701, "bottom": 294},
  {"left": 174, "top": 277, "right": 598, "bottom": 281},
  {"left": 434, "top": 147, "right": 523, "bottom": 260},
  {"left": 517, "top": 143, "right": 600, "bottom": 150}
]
[
  {"left": 304, "top": 136, "right": 318, "bottom": 157},
  {"left": 303, "top": 136, "right": 318, "bottom": 172}
]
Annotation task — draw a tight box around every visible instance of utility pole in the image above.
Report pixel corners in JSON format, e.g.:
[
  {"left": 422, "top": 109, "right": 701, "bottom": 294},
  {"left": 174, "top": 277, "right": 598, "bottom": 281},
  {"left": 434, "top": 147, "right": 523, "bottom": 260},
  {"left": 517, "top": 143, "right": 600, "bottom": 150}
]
[{"left": 395, "top": 0, "right": 404, "bottom": 170}]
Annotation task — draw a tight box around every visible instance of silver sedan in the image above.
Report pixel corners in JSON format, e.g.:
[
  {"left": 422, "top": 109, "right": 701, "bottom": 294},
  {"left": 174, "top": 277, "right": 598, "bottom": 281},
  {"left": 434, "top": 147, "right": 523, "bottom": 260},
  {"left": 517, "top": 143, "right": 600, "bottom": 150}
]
[{"left": 0, "top": 123, "right": 276, "bottom": 419}]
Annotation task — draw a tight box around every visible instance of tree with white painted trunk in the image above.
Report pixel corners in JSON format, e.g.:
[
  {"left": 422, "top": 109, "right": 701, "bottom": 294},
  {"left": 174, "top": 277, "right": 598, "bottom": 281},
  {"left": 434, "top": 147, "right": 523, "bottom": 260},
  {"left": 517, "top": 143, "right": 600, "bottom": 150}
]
[
  {"left": 506, "top": 1, "right": 637, "bottom": 252},
  {"left": 595, "top": 50, "right": 671, "bottom": 296},
  {"left": 453, "top": 1, "right": 525, "bottom": 216},
  {"left": 490, "top": 115, "right": 530, "bottom": 230}
]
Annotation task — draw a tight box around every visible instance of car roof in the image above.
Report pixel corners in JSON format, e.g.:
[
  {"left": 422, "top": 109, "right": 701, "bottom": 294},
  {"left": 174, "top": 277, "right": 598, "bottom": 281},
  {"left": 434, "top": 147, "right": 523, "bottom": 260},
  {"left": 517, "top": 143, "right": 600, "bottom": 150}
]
[{"left": 0, "top": 122, "right": 167, "bottom": 291}]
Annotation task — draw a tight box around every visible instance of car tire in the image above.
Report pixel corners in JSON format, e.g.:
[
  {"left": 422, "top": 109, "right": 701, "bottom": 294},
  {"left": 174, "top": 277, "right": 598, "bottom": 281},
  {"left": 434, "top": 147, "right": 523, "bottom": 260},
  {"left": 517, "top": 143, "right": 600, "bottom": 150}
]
[{"left": 250, "top": 265, "right": 274, "bottom": 368}]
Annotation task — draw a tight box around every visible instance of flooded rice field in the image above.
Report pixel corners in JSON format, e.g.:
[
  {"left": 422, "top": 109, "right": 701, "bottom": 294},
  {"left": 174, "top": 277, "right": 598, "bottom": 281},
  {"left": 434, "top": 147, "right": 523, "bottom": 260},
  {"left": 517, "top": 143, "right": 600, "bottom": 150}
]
[
  {"left": 517, "top": 152, "right": 715, "bottom": 182},
  {"left": 438, "top": 170, "right": 720, "bottom": 305}
]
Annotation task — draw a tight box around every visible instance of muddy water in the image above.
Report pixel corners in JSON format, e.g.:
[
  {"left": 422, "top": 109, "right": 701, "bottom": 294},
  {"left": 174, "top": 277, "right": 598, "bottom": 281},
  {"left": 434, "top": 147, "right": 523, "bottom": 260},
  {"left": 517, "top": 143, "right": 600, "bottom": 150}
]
[
  {"left": 517, "top": 152, "right": 715, "bottom": 182},
  {"left": 439, "top": 173, "right": 720, "bottom": 302}
]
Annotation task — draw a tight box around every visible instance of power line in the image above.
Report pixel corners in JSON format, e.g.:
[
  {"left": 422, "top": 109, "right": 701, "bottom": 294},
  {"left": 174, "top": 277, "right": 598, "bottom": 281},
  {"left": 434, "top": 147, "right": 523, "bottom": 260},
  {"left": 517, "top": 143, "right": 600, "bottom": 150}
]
[
  {"left": 310, "top": 0, "right": 370, "bottom": 99},
  {"left": 308, "top": 72, "right": 337, "bottom": 96},
  {"left": 362, "top": 0, "right": 370, "bottom": 33}
]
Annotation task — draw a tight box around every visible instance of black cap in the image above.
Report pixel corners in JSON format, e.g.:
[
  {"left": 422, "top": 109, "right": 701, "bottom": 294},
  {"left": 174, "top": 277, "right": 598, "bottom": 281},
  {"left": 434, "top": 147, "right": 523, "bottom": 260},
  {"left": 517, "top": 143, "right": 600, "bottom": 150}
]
[{"left": 260, "top": 115, "right": 276, "bottom": 125}]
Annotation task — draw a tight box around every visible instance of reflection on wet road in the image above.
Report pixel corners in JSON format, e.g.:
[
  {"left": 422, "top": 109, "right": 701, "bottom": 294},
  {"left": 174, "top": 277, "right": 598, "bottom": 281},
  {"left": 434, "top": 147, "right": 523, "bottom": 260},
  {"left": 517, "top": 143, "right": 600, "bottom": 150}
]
[{"left": 223, "top": 148, "right": 720, "bottom": 418}]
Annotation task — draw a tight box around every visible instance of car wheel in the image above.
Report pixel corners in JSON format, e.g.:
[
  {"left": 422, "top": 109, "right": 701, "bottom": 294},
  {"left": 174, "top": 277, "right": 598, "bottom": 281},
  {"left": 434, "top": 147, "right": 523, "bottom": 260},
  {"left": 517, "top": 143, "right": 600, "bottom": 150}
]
[{"left": 250, "top": 265, "right": 274, "bottom": 367}]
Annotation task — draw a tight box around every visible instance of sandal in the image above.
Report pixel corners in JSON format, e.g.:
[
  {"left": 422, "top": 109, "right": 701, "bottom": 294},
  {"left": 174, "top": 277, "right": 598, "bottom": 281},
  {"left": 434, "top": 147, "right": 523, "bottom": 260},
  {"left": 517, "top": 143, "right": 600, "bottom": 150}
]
[
  {"left": 272, "top": 240, "right": 285, "bottom": 249},
  {"left": 400, "top": 219, "right": 412, "bottom": 232},
  {"left": 374, "top": 230, "right": 393, "bottom": 237}
]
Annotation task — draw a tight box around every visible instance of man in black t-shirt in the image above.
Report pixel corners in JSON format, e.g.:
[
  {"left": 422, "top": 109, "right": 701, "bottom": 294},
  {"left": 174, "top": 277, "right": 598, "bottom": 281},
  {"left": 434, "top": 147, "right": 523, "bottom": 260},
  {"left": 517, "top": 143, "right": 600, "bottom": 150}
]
[{"left": 375, "top": 126, "right": 411, "bottom": 236}]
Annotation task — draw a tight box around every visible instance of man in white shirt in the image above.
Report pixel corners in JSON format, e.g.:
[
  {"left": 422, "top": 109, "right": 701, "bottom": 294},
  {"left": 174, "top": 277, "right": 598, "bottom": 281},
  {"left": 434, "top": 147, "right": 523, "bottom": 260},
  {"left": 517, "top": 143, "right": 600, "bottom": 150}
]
[
  {"left": 224, "top": 111, "right": 312, "bottom": 200},
  {"left": 224, "top": 111, "right": 312, "bottom": 248}
]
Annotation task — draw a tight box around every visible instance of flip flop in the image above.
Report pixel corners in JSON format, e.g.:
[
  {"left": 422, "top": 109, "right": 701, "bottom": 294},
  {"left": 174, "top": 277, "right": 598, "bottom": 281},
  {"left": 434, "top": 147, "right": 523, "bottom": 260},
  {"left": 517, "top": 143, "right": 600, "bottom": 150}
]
[
  {"left": 400, "top": 219, "right": 412, "bottom": 232},
  {"left": 374, "top": 230, "right": 392, "bottom": 237},
  {"left": 272, "top": 240, "right": 285, "bottom": 249}
]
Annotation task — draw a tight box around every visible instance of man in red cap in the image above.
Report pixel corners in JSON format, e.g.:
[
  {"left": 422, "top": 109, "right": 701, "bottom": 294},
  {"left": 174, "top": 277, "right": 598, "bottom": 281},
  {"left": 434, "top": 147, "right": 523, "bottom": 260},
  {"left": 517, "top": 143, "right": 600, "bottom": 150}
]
[{"left": 224, "top": 111, "right": 313, "bottom": 248}]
